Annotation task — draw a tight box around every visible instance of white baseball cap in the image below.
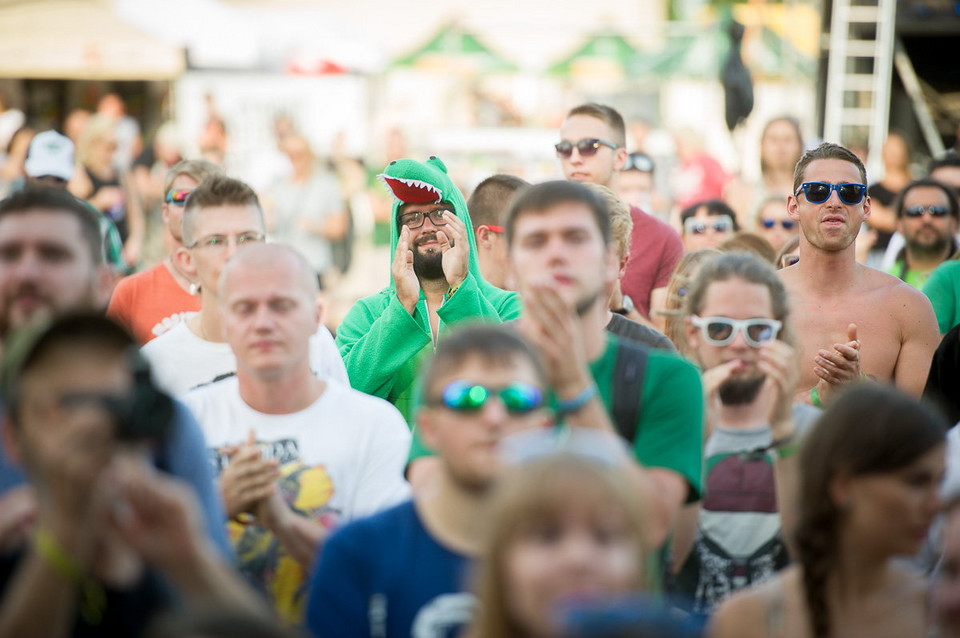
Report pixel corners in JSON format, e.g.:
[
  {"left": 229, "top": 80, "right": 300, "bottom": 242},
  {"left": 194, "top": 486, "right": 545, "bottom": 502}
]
[{"left": 24, "top": 130, "right": 75, "bottom": 181}]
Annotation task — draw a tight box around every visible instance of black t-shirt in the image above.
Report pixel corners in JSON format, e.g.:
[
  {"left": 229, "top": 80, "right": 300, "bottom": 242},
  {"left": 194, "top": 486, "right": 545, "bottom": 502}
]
[
  {"left": 867, "top": 182, "right": 898, "bottom": 251},
  {"left": 924, "top": 322, "right": 960, "bottom": 426},
  {"left": 0, "top": 548, "right": 173, "bottom": 637}
]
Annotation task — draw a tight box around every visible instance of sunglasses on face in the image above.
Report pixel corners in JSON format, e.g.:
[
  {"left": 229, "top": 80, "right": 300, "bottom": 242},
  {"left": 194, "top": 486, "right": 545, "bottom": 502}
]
[
  {"left": 684, "top": 215, "right": 734, "bottom": 235},
  {"left": 691, "top": 316, "right": 782, "bottom": 348},
  {"left": 555, "top": 138, "right": 619, "bottom": 159},
  {"left": 779, "top": 254, "right": 800, "bottom": 268},
  {"left": 437, "top": 381, "right": 544, "bottom": 415},
  {"left": 398, "top": 207, "right": 450, "bottom": 229},
  {"left": 761, "top": 218, "right": 796, "bottom": 230},
  {"left": 903, "top": 204, "right": 950, "bottom": 218},
  {"left": 623, "top": 152, "right": 654, "bottom": 173},
  {"left": 795, "top": 182, "right": 867, "bottom": 205},
  {"left": 165, "top": 188, "right": 193, "bottom": 206}
]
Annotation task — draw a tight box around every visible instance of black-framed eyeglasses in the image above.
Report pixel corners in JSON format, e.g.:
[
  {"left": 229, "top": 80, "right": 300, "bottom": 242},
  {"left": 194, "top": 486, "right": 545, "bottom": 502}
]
[
  {"left": 903, "top": 205, "right": 950, "bottom": 218},
  {"left": 795, "top": 182, "right": 866, "bottom": 205},
  {"left": 186, "top": 231, "right": 265, "bottom": 250},
  {"left": 761, "top": 218, "right": 796, "bottom": 230},
  {"left": 397, "top": 207, "right": 450, "bottom": 229},
  {"left": 555, "top": 138, "right": 619, "bottom": 159},
  {"left": 691, "top": 316, "right": 782, "bottom": 348}
]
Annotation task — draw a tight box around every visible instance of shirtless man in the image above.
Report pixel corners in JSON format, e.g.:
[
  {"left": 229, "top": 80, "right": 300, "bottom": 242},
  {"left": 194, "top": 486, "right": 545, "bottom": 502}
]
[{"left": 779, "top": 142, "right": 939, "bottom": 405}]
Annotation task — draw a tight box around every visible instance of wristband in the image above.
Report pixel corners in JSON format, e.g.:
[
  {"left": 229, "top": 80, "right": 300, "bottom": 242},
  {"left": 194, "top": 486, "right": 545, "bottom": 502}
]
[
  {"left": 777, "top": 442, "right": 800, "bottom": 459},
  {"left": 34, "top": 528, "right": 106, "bottom": 624},
  {"left": 34, "top": 528, "right": 83, "bottom": 583},
  {"left": 446, "top": 282, "right": 462, "bottom": 298},
  {"left": 810, "top": 386, "right": 823, "bottom": 408},
  {"left": 557, "top": 384, "right": 597, "bottom": 414}
]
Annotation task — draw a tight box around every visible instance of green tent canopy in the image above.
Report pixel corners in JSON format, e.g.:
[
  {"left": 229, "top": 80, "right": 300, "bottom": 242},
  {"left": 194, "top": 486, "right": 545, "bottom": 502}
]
[
  {"left": 391, "top": 23, "right": 516, "bottom": 73},
  {"left": 547, "top": 32, "right": 645, "bottom": 77}
]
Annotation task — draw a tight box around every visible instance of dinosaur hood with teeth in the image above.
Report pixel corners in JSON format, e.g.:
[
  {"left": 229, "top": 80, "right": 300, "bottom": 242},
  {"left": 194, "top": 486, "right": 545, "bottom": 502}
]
[{"left": 335, "top": 156, "right": 520, "bottom": 422}]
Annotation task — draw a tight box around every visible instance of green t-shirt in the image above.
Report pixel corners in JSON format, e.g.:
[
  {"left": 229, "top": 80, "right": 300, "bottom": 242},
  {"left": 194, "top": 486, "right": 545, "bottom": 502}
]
[
  {"left": 408, "top": 334, "right": 705, "bottom": 500},
  {"left": 923, "top": 260, "right": 960, "bottom": 334},
  {"left": 884, "top": 259, "right": 932, "bottom": 290}
]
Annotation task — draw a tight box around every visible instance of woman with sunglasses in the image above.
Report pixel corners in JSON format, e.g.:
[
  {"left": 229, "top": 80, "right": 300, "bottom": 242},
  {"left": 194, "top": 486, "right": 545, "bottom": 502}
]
[
  {"left": 753, "top": 195, "right": 799, "bottom": 253},
  {"left": 709, "top": 385, "right": 946, "bottom": 638}
]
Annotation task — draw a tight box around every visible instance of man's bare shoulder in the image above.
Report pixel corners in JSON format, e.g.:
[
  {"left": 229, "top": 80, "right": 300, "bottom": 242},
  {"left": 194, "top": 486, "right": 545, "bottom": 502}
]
[{"left": 858, "top": 264, "right": 933, "bottom": 307}]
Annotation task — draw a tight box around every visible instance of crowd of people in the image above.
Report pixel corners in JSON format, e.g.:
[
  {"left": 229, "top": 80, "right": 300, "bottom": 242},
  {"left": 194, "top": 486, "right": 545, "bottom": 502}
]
[{"left": 1, "top": 95, "right": 960, "bottom": 638}]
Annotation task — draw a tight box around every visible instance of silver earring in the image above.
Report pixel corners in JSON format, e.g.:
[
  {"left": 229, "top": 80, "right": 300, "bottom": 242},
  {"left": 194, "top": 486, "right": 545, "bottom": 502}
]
[{"left": 189, "top": 283, "right": 200, "bottom": 295}]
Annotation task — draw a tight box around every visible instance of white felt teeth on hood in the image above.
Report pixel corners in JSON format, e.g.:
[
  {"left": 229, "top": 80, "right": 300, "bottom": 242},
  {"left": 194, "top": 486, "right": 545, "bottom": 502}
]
[{"left": 376, "top": 174, "right": 443, "bottom": 202}]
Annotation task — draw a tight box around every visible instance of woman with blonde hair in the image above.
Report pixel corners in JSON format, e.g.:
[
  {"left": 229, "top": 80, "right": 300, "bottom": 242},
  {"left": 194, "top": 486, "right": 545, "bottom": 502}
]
[
  {"left": 70, "top": 114, "right": 144, "bottom": 267},
  {"left": 709, "top": 385, "right": 946, "bottom": 638},
  {"left": 470, "top": 451, "right": 654, "bottom": 638},
  {"left": 651, "top": 248, "right": 722, "bottom": 357}
]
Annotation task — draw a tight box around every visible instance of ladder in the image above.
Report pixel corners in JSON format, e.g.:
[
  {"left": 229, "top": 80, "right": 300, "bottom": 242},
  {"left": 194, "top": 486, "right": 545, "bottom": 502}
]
[{"left": 822, "top": 0, "right": 897, "bottom": 179}]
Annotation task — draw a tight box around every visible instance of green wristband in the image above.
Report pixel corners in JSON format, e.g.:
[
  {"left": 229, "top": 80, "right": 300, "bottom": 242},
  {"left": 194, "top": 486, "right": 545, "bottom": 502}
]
[
  {"left": 810, "top": 386, "right": 824, "bottom": 408},
  {"left": 777, "top": 443, "right": 800, "bottom": 459}
]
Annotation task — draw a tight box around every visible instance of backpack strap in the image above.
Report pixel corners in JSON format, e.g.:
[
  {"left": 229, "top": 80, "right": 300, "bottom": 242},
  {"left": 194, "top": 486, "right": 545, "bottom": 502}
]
[{"left": 612, "top": 339, "right": 649, "bottom": 442}]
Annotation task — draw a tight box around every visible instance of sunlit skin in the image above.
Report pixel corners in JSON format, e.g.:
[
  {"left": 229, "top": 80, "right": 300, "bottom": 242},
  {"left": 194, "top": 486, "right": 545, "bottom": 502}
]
[
  {"left": 558, "top": 115, "right": 626, "bottom": 189},
  {"left": 780, "top": 157, "right": 940, "bottom": 403}
]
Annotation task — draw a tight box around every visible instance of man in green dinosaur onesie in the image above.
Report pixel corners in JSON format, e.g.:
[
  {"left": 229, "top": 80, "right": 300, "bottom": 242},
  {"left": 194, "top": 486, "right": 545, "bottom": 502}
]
[{"left": 336, "top": 156, "right": 520, "bottom": 422}]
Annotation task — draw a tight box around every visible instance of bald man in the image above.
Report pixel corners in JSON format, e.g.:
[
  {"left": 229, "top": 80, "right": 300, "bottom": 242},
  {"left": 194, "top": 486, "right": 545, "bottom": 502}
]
[{"left": 181, "top": 243, "right": 411, "bottom": 624}]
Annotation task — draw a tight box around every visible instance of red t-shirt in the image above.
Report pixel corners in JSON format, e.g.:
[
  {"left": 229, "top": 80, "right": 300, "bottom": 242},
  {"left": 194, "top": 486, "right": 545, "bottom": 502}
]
[
  {"left": 107, "top": 263, "right": 201, "bottom": 345},
  {"left": 621, "top": 206, "right": 684, "bottom": 318}
]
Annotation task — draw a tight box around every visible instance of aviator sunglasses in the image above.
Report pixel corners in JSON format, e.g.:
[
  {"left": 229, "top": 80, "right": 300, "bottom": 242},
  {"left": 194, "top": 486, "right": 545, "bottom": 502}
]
[
  {"left": 437, "top": 381, "right": 544, "bottom": 415},
  {"left": 903, "top": 205, "right": 950, "bottom": 218},
  {"left": 555, "top": 138, "right": 619, "bottom": 159},
  {"left": 691, "top": 316, "right": 782, "bottom": 348},
  {"left": 165, "top": 188, "right": 193, "bottom": 206},
  {"left": 795, "top": 182, "right": 867, "bottom": 205}
]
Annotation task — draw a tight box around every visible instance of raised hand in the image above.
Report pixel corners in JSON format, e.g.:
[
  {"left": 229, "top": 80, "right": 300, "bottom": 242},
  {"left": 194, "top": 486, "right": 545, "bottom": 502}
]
[
  {"left": 758, "top": 339, "right": 801, "bottom": 436},
  {"left": 218, "top": 429, "right": 279, "bottom": 519},
  {"left": 813, "top": 322, "right": 862, "bottom": 405},
  {"left": 392, "top": 226, "right": 421, "bottom": 314},
  {"left": 517, "top": 279, "right": 591, "bottom": 398},
  {"left": 436, "top": 210, "right": 469, "bottom": 288}
]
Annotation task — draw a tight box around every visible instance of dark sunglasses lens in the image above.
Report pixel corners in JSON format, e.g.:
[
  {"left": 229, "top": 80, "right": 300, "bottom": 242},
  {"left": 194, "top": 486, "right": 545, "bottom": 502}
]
[
  {"left": 838, "top": 184, "right": 864, "bottom": 204},
  {"left": 761, "top": 219, "right": 776, "bottom": 229},
  {"left": 555, "top": 142, "right": 573, "bottom": 158},
  {"left": 782, "top": 220, "right": 795, "bottom": 229},
  {"left": 746, "top": 323, "right": 775, "bottom": 343},
  {"left": 575, "top": 139, "right": 600, "bottom": 157},
  {"left": 443, "top": 383, "right": 487, "bottom": 411},
  {"left": 706, "top": 321, "right": 733, "bottom": 342},
  {"left": 500, "top": 384, "right": 543, "bottom": 414},
  {"left": 905, "top": 206, "right": 925, "bottom": 218},
  {"left": 805, "top": 183, "right": 831, "bottom": 203},
  {"left": 930, "top": 206, "right": 950, "bottom": 217}
]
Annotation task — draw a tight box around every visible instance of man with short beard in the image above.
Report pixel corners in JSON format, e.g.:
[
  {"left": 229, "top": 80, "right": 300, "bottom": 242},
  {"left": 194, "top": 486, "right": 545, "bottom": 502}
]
[
  {"left": 670, "top": 252, "right": 815, "bottom": 615},
  {"left": 885, "top": 178, "right": 958, "bottom": 289},
  {"left": 336, "top": 157, "right": 520, "bottom": 421}
]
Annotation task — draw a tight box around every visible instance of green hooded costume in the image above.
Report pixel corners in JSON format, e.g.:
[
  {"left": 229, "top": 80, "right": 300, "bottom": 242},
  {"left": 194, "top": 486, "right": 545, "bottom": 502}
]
[{"left": 335, "top": 156, "right": 520, "bottom": 422}]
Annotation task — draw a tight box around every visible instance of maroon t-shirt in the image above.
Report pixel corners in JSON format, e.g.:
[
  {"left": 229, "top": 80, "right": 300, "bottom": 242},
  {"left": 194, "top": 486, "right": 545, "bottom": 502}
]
[{"left": 621, "top": 205, "right": 684, "bottom": 318}]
